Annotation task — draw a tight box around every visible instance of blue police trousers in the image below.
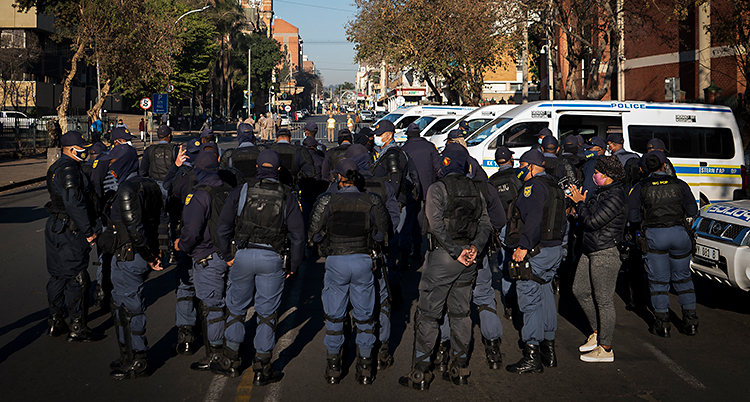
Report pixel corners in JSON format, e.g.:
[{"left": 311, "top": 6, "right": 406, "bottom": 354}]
[
  {"left": 224, "top": 248, "right": 285, "bottom": 354},
  {"left": 193, "top": 252, "right": 228, "bottom": 346},
  {"left": 375, "top": 268, "right": 391, "bottom": 344},
  {"left": 45, "top": 218, "right": 90, "bottom": 319},
  {"left": 111, "top": 254, "right": 150, "bottom": 352},
  {"left": 517, "top": 246, "right": 562, "bottom": 344},
  {"left": 174, "top": 251, "right": 197, "bottom": 327},
  {"left": 441, "top": 254, "right": 503, "bottom": 342},
  {"left": 498, "top": 228, "right": 516, "bottom": 304},
  {"left": 323, "top": 254, "right": 376, "bottom": 357},
  {"left": 644, "top": 226, "right": 696, "bottom": 313}
]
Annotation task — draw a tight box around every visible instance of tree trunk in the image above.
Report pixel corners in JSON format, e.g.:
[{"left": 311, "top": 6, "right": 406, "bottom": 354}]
[
  {"left": 87, "top": 78, "right": 111, "bottom": 123},
  {"left": 522, "top": 14, "right": 529, "bottom": 103},
  {"left": 57, "top": 40, "right": 86, "bottom": 130},
  {"left": 423, "top": 73, "right": 442, "bottom": 103}
]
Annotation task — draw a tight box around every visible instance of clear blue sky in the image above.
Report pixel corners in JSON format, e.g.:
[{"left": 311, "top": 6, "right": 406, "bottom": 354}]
[{"left": 273, "top": 0, "right": 358, "bottom": 86}]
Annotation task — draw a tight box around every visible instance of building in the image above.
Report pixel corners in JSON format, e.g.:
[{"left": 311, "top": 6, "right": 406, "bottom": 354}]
[
  {"left": 240, "top": 0, "right": 274, "bottom": 36},
  {"left": 273, "top": 18, "right": 302, "bottom": 73},
  {"left": 482, "top": 56, "right": 540, "bottom": 104}
]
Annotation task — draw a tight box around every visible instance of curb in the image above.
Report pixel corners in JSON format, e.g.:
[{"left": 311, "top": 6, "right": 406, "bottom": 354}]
[{"left": 0, "top": 176, "right": 46, "bottom": 193}]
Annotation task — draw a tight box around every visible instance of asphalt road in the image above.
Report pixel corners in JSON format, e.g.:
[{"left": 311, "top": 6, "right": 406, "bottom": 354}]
[{"left": 2, "top": 119, "right": 750, "bottom": 401}]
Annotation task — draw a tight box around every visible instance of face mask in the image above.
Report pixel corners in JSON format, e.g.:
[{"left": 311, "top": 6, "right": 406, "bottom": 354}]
[
  {"left": 593, "top": 172, "right": 608, "bottom": 186},
  {"left": 374, "top": 135, "right": 384, "bottom": 147},
  {"left": 538, "top": 137, "right": 544, "bottom": 145},
  {"left": 606, "top": 146, "right": 611, "bottom": 154},
  {"left": 71, "top": 146, "right": 88, "bottom": 161},
  {"left": 125, "top": 141, "right": 133, "bottom": 147},
  {"left": 515, "top": 166, "right": 531, "bottom": 181},
  {"left": 584, "top": 149, "right": 598, "bottom": 159}
]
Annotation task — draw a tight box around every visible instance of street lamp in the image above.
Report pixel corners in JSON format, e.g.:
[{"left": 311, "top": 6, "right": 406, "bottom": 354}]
[{"left": 175, "top": 5, "right": 210, "bottom": 25}]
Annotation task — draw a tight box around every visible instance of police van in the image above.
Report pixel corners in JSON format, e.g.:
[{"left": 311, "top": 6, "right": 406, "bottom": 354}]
[
  {"left": 464, "top": 100, "right": 746, "bottom": 205},
  {"left": 375, "top": 105, "right": 477, "bottom": 133},
  {"left": 393, "top": 114, "right": 461, "bottom": 143},
  {"left": 691, "top": 200, "right": 750, "bottom": 291},
  {"left": 429, "top": 104, "right": 518, "bottom": 149}
]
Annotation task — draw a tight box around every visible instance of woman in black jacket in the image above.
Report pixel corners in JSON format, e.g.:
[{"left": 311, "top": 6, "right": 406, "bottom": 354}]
[{"left": 567, "top": 155, "right": 627, "bottom": 363}]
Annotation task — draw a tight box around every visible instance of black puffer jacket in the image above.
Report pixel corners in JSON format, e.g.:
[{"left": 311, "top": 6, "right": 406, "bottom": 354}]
[{"left": 576, "top": 181, "right": 628, "bottom": 254}]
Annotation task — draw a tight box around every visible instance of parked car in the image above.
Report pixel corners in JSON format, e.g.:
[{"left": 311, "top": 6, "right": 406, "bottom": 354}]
[
  {"left": 1, "top": 111, "right": 36, "bottom": 132},
  {"left": 295, "top": 110, "right": 305, "bottom": 120},
  {"left": 279, "top": 114, "right": 291, "bottom": 126},
  {"left": 359, "top": 110, "right": 374, "bottom": 123}
]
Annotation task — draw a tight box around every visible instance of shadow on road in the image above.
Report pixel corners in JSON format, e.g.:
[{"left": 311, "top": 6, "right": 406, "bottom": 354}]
[
  {"left": 0, "top": 206, "right": 49, "bottom": 223},
  {"left": 0, "top": 309, "right": 48, "bottom": 364}
]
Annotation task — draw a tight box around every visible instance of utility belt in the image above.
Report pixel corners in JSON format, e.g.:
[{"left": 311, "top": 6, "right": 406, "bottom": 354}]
[
  {"left": 234, "top": 240, "right": 291, "bottom": 273},
  {"left": 196, "top": 253, "right": 217, "bottom": 268},
  {"left": 49, "top": 212, "right": 79, "bottom": 234},
  {"left": 114, "top": 243, "right": 136, "bottom": 262},
  {"left": 506, "top": 246, "right": 549, "bottom": 284},
  {"left": 426, "top": 234, "right": 471, "bottom": 252}
]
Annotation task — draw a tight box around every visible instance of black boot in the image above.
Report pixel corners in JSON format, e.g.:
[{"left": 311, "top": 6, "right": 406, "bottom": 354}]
[
  {"left": 47, "top": 314, "right": 68, "bottom": 337},
  {"left": 355, "top": 355, "right": 375, "bottom": 385},
  {"left": 252, "top": 353, "right": 283, "bottom": 386},
  {"left": 482, "top": 337, "right": 502, "bottom": 370},
  {"left": 324, "top": 353, "right": 342, "bottom": 384},
  {"left": 540, "top": 339, "right": 557, "bottom": 368},
  {"left": 651, "top": 313, "right": 671, "bottom": 338},
  {"left": 110, "top": 343, "right": 127, "bottom": 370},
  {"left": 398, "top": 367, "right": 433, "bottom": 391},
  {"left": 682, "top": 309, "right": 699, "bottom": 336},
  {"left": 506, "top": 343, "right": 543, "bottom": 374},
  {"left": 110, "top": 351, "right": 149, "bottom": 380},
  {"left": 174, "top": 326, "right": 198, "bottom": 355},
  {"left": 376, "top": 342, "right": 393, "bottom": 371},
  {"left": 442, "top": 361, "right": 470, "bottom": 385},
  {"left": 210, "top": 347, "right": 242, "bottom": 378},
  {"left": 191, "top": 344, "right": 222, "bottom": 371},
  {"left": 67, "top": 317, "right": 105, "bottom": 343},
  {"left": 433, "top": 340, "right": 450, "bottom": 372}
]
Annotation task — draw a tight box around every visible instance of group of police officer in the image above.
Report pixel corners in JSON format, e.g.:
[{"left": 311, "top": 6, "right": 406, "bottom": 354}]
[{"left": 44, "top": 117, "right": 698, "bottom": 388}]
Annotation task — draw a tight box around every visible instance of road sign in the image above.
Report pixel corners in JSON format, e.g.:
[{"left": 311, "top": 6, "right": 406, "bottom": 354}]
[
  {"left": 166, "top": 83, "right": 175, "bottom": 93},
  {"left": 153, "top": 93, "right": 169, "bottom": 114},
  {"left": 284, "top": 105, "right": 291, "bottom": 112},
  {"left": 139, "top": 97, "right": 152, "bottom": 110},
  {"left": 396, "top": 96, "right": 406, "bottom": 106}
]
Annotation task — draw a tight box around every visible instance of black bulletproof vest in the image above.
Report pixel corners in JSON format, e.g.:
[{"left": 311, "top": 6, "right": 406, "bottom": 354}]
[
  {"left": 171, "top": 166, "right": 197, "bottom": 197},
  {"left": 371, "top": 147, "right": 406, "bottom": 197},
  {"left": 640, "top": 175, "right": 685, "bottom": 228},
  {"left": 268, "top": 143, "right": 299, "bottom": 187},
  {"left": 364, "top": 176, "right": 389, "bottom": 201},
  {"left": 327, "top": 144, "right": 351, "bottom": 177},
  {"left": 231, "top": 145, "right": 265, "bottom": 179},
  {"left": 112, "top": 178, "right": 164, "bottom": 251},
  {"left": 147, "top": 143, "right": 176, "bottom": 181},
  {"left": 505, "top": 175, "right": 565, "bottom": 246},
  {"left": 194, "top": 182, "right": 234, "bottom": 250},
  {"left": 439, "top": 174, "right": 482, "bottom": 246},
  {"left": 46, "top": 158, "right": 67, "bottom": 214},
  {"left": 323, "top": 192, "right": 373, "bottom": 256},
  {"left": 489, "top": 168, "right": 522, "bottom": 211},
  {"left": 235, "top": 180, "right": 289, "bottom": 253}
]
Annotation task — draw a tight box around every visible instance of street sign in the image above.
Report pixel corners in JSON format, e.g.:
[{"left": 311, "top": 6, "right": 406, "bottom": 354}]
[
  {"left": 139, "top": 97, "right": 152, "bottom": 110},
  {"left": 284, "top": 105, "right": 291, "bottom": 112},
  {"left": 166, "top": 83, "right": 175, "bottom": 93},
  {"left": 396, "top": 96, "right": 406, "bottom": 106},
  {"left": 153, "top": 93, "right": 169, "bottom": 114}
]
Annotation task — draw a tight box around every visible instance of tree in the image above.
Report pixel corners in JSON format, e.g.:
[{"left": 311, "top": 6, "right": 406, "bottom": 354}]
[
  {"left": 229, "top": 32, "right": 284, "bottom": 116},
  {"left": 347, "top": 0, "right": 512, "bottom": 105},
  {"left": 0, "top": 30, "right": 41, "bottom": 111}
]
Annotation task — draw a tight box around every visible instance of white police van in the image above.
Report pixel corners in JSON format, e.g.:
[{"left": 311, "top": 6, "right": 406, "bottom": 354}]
[
  {"left": 691, "top": 200, "right": 750, "bottom": 290},
  {"left": 464, "top": 100, "right": 746, "bottom": 205},
  {"left": 393, "top": 114, "right": 461, "bottom": 143},
  {"left": 375, "top": 105, "right": 477, "bottom": 133},
  {"left": 429, "top": 104, "right": 518, "bottom": 150}
]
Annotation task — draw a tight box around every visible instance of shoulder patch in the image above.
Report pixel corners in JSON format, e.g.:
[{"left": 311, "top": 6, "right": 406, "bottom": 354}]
[
  {"left": 92, "top": 160, "right": 99, "bottom": 168},
  {"left": 524, "top": 185, "right": 532, "bottom": 198},
  {"left": 185, "top": 193, "right": 193, "bottom": 205}
]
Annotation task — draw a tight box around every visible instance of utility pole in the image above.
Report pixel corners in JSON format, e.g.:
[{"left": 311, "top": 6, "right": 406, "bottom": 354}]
[{"left": 248, "top": 46, "right": 252, "bottom": 119}]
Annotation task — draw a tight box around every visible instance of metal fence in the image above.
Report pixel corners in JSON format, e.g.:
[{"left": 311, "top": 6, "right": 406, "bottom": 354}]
[
  {"left": 285, "top": 122, "right": 362, "bottom": 143},
  {"left": 0, "top": 115, "right": 110, "bottom": 156}
]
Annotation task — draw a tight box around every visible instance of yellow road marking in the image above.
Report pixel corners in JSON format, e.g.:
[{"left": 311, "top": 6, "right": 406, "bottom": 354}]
[{"left": 234, "top": 367, "right": 255, "bottom": 402}]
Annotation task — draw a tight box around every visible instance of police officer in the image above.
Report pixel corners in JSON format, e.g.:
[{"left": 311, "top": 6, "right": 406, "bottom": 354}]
[
  {"left": 399, "top": 147, "right": 491, "bottom": 390},
  {"left": 561, "top": 136, "right": 585, "bottom": 171},
  {"left": 505, "top": 150, "right": 567, "bottom": 374},
  {"left": 581, "top": 136, "right": 607, "bottom": 200},
  {"left": 219, "top": 123, "right": 267, "bottom": 178},
  {"left": 445, "top": 129, "right": 486, "bottom": 180},
  {"left": 533, "top": 128, "right": 553, "bottom": 152},
  {"left": 267, "top": 128, "right": 317, "bottom": 187},
  {"left": 211, "top": 150, "right": 305, "bottom": 383},
  {"left": 401, "top": 122, "right": 441, "bottom": 261},
  {"left": 645, "top": 138, "right": 677, "bottom": 177},
  {"left": 606, "top": 133, "right": 639, "bottom": 183},
  {"left": 300, "top": 136, "right": 327, "bottom": 229},
  {"left": 542, "top": 136, "right": 577, "bottom": 183},
  {"left": 176, "top": 151, "right": 235, "bottom": 371},
  {"left": 628, "top": 151, "right": 698, "bottom": 337},
  {"left": 353, "top": 126, "right": 375, "bottom": 152},
  {"left": 303, "top": 120, "right": 327, "bottom": 154},
  {"left": 44, "top": 131, "right": 104, "bottom": 342},
  {"left": 91, "top": 127, "right": 135, "bottom": 199},
  {"left": 489, "top": 147, "right": 523, "bottom": 319},
  {"left": 309, "top": 158, "right": 392, "bottom": 385},
  {"left": 434, "top": 143, "right": 506, "bottom": 372},
  {"left": 140, "top": 125, "right": 178, "bottom": 184},
  {"left": 98, "top": 144, "right": 168, "bottom": 379},
  {"left": 321, "top": 129, "right": 353, "bottom": 181}
]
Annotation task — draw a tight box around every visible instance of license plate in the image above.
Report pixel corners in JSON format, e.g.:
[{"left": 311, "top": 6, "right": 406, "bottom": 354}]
[{"left": 695, "top": 244, "right": 719, "bottom": 261}]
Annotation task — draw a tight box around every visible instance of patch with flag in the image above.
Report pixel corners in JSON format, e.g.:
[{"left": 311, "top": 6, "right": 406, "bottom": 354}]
[
  {"left": 524, "top": 185, "right": 532, "bottom": 198},
  {"left": 185, "top": 194, "right": 193, "bottom": 205},
  {"left": 92, "top": 160, "right": 98, "bottom": 168},
  {"left": 443, "top": 157, "right": 451, "bottom": 166}
]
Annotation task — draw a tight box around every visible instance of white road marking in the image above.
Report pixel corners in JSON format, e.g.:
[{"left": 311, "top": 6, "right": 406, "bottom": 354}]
[
  {"left": 203, "top": 375, "right": 228, "bottom": 402},
  {"left": 643, "top": 342, "right": 706, "bottom": 390}
]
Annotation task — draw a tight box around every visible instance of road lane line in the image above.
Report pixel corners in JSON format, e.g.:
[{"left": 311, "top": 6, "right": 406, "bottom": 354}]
[
  {"left": 203, "top": 375, "right": 228, "bottom": 402},
  {"left": 643, "top": 342, "right": 706, "bottom": 390},
  {"left": 234, "top": 365, "right": 255, "bottom": 402}
]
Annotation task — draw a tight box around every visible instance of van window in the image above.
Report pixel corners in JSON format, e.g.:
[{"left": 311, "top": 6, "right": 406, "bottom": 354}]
[
  {"left": 379, "top": 113, "right": 402, "bottom": 123},
  {"left": 628, "top": 125, "right": 735, "bottom": 159},
  {"left": 425, "top": 119, "right": 455, "bottom": 136},
  {"left": 489, "top": 121, "right": 549, "bottom": 149},
  {"left": 395, "top": 116, "right": 419, "bottom": 129},
  {"left": 466, "top": 118, "right": 512, "bottom": 146},
  {"left": 413, "top": 116, "right": 436, "bottom": 131}
]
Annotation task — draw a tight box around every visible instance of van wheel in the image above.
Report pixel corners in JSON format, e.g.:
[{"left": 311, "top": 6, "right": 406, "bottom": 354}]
[{"left": 699, "top": 194, "right": 709, "bottom": 208}]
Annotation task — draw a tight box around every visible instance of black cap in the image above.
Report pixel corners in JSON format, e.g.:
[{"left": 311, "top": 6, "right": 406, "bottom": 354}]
[
  {"left": 88, "top": 142, "right": 107, "bottom": 156},
  {"left": 193, "top": 151, "right": 219, "bottom": 171},
  {"left": 447, "top": 129, "right": 468, "bottom": 140},
  {"left": 333, "top": 158, "right": 359, "bottom": 176},
  {"left": 60, "top": 131, "right": 89, "bottom": 147},
  {"left": 304, "top": 121, "right": 318, "bottom": 132},
  {"left": 99, "top": 143, "right": 136, "bottom": 161},
  {"left": 583, "top": 136, "right": 607, "bottom": 150},
  {"left": 494, "top": 146, "right": 514, "bottom": 163},
  {"left": 257, "top": 149, "right": 281, "bottom": 169},
  {"left": 562, "top": 135, "right": 580, "bottom": 147},
  {"left": 199, "top": 127, "right": 214, "bottom": 139},
  {"left": 535, "top": 127, "right": 553, "bottom": 138},
  {"left": 406, "top": 123, "right": 421, "bottom": 138},
  {"left": 606, "top": 133, "right": 624, "bottom": 144},
  {"left": 157, "top": 125, "right": 172, "bottom": 138},
  {"left": 276, "top": 128, "right": 292, "bottom": 137},
  {"left": 458, "top": 120, "right": 470, "bottom": 130},
  {"left": 519, "top": 149, "right": 545, "bottom": 167},
  {"left": 186, "top": 139, "right": 202, "bottom": 154},
  {"left": 541, "top": 135, "right": 559, "bottom": 151},
  {"left": 111, "top": 127, "right": 134, "bottom": 141},
  {"left": 373, "top": 120, "right": 395, "bottom": 136},
  {"left": 646, "top": 138, "right": 668, "bottom": 152},
  {"left": 358, "top": 126, "right": 373, "bottom": 137}
]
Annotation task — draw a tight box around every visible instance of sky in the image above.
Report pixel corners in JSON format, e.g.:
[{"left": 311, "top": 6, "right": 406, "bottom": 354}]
[{"left": 272, "top": 0, "right": 359, "bottom": 86}]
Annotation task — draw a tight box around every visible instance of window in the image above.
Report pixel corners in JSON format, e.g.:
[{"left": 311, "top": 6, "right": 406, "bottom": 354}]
[
  {"left": 379, "top": 113, "right": 402, "bottom": 123},
  {"left": 466, "top": 118, "right": 512, "bottom": 146},
  {"left": 412, "top": 116, "right": 436, "bottom": 131},
  {"left": 490, "top": 121, "right": 549, "bottom": 149},
  {"left": 395, "top": 115, "right": 419, "bottom": 129},
  {"left": 424, "top": 118, "right": 455, "bottom": 136},
  {"left": 628, "top": 125, "right": 735, "bottom": 159}
]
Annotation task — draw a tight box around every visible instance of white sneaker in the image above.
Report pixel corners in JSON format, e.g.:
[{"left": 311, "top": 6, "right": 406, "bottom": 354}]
[
  {"left": 579, "top": 333, "right": 598, "bottom": 352},
  {"left": 580, "top": 346, "right": 614, "bottom": 363}
]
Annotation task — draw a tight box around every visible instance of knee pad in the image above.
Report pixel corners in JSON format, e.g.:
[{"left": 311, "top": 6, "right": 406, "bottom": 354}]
[
  {"left": 73, "top": 269, "right": 91, "bottom": 289},
  {"left": 257, "top": 310, "right": 279, "bottom": 333},
  {"left": 353, "top": 316, "right": 375, "bottom": 335},
  {"left": 324, "top": 313, "right": 346, "bottom": 336}
]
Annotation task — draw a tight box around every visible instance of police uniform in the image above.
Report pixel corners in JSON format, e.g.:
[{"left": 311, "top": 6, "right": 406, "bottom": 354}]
[
  {"left": 628, "top": 151, "right": 699, "bottom": 337},
  {"left": 267, "top": 128, "right": 317, "bottom": 188},
  {"left": 139, "top": 125, "right": 179, "bottom": 185},
  {"left": 321, "top": 129, "right": 353, "bottom": 181},
  {"left": 177, "top": 152, "right": 234, "bottom": 371},
  {"left": 211, "top": 150, "right": 305, "bottom": 384},
  {"left": 399, "top": 148, "right": 491, "bottom": 390},
  {"left": 300, "top": 136, "right": 327, "bottom": 230},
  {"left": 98, "top": 144, "right": 168, "bottom": 380},
  {"left": 581, "top": 136, "right": 607, "bottom": 200},
  {"left": 44, "top": 131, "right": 104, "bottom": 342},
  {"left": 505, "top": 150, "right": 567, "bottom": 374},
  {"left": 309, "top": 158, "right": 392, "bottom": 385},
  {"left": 219, "top": 123, "right": 267, "bottom": 179}
]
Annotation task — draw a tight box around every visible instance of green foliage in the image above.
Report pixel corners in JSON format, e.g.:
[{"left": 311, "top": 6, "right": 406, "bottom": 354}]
[{"left": 172, "top": 15, "right": 220, "bottom": 101}]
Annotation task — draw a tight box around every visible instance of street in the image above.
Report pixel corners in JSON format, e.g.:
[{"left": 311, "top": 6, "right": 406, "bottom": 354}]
[{"left": 2, "top": 121, "right": 750, "bottom": 402}]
